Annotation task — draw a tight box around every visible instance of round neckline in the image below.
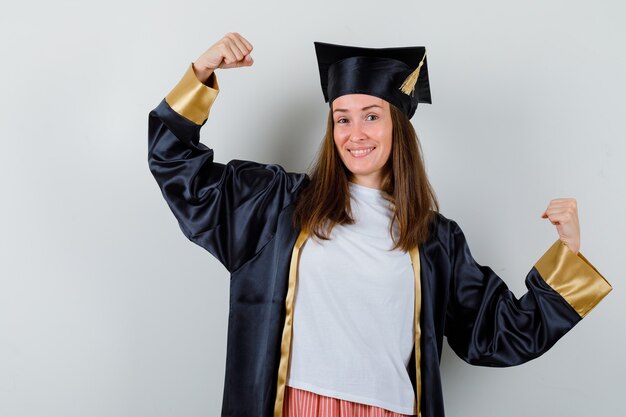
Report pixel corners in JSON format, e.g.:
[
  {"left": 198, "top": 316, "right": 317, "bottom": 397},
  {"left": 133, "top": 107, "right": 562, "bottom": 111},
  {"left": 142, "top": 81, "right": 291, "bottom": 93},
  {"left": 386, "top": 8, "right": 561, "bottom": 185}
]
[{"left": 348, "top": 181, "right": 386, "bottom": 202}]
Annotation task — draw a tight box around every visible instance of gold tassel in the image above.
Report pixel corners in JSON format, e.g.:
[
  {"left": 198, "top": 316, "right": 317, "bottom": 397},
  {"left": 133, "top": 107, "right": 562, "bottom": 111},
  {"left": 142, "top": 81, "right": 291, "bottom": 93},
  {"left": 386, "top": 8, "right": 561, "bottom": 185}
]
[{"left": 399, "top": 49, "right": 427, "bottom": 96}]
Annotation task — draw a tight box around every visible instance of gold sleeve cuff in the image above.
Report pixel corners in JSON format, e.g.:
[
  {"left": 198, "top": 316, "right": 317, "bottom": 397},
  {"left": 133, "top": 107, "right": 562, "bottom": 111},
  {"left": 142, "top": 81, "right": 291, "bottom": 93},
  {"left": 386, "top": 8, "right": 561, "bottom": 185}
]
[
  {"left": 535, "top": 240, "right": 612, "bottom": 318},
  {"left": 165, "top": 63, "right": 219, "bottom": 125}
]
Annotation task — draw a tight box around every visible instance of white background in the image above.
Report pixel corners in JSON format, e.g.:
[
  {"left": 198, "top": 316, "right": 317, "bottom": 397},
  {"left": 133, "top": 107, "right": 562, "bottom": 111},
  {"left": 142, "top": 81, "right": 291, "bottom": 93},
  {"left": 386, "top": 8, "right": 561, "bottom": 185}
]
[{"left": 1, "top": 1, "right": 624, "bottom": 416}]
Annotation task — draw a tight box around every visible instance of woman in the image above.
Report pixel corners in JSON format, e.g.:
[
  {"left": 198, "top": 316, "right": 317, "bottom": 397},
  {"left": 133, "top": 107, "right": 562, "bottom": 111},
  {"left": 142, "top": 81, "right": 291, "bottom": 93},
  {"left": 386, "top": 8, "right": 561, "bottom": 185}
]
[{"left": 147, "top": 33, "right": 611, "bottom": 417}]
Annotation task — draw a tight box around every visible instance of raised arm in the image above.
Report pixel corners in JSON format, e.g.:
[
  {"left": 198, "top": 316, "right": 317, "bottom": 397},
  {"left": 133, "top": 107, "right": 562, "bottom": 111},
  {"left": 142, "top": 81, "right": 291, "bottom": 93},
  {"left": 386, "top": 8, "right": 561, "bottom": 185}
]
[
  {"left": 147, "top": 33, "right": 308, "bottom": 272},
  {"left": 443, "top": 214, "right": 611, "bottom": 367}
]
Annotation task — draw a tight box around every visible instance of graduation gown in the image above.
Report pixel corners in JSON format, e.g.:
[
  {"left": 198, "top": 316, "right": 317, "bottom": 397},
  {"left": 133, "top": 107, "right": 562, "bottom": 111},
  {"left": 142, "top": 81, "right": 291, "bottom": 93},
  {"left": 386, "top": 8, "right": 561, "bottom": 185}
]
[{"left": 147, "top": 64, "right": 612, "bottom": 417}]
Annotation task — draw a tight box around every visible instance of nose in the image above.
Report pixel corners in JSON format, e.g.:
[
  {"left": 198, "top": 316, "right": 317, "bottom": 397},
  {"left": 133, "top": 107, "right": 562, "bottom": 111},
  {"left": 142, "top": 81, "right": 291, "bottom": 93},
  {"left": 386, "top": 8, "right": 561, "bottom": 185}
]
[{"left": 348, "top": 121, "right": 366, "bottom": 142}]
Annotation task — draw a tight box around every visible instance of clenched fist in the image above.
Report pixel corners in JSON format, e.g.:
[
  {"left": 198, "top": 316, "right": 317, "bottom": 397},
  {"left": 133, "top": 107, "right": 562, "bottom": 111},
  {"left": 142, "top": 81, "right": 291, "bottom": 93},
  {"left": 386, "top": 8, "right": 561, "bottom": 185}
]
[
  {"left": 541, "top": 198, "right": 580, "bottom": 254},
  {"left": 192, "top": 32, "right": 254, "bottom": 84}
]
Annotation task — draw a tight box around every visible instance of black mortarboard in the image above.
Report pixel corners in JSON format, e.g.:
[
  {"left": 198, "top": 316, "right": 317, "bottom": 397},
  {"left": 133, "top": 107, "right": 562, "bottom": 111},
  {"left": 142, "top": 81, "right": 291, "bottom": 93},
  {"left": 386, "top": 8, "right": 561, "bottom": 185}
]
[{"left": 314, "top": 42, "right": 431, "bottom": 119}]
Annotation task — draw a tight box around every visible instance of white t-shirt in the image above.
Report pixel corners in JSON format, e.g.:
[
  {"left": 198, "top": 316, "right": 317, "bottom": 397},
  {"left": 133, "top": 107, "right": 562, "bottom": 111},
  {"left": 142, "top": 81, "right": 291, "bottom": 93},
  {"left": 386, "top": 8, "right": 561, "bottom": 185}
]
[{"left": 286, "top": 182, "right": 416, "bottom": 415}]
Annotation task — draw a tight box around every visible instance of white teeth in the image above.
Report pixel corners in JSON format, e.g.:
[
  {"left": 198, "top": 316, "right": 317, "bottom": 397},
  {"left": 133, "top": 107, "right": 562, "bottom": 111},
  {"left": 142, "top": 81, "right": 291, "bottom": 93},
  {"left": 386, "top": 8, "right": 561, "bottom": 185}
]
[{"left": 349, "top": 148, "right": 373, "bottom": 156}]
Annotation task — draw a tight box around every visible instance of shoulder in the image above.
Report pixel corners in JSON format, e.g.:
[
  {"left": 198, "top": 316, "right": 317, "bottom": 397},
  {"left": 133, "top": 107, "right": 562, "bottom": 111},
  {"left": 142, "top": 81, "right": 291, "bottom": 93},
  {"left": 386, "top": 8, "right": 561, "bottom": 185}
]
[
  {"left": 429, "top": 211, "right": 461, "bottom": 237},
  {"left": 222, "top": 159, "right": 308, "bottom": 189},
  {"left": 424, "top": 211, "right": 466, "bottom": 255},
  {"left": 211, "top": 159, "right": 309, "bottom": 210}
]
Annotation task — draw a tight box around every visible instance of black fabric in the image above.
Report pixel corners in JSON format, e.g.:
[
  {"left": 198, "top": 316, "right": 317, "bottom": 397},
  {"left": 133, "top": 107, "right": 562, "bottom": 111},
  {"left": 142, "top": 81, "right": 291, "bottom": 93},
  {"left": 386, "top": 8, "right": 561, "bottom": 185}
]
[
  {"left": 315, "top": 42, "right": 431, "bottom": 119},
  {"left": 148, "top": 99, "right": 582, "bottom": 417}
]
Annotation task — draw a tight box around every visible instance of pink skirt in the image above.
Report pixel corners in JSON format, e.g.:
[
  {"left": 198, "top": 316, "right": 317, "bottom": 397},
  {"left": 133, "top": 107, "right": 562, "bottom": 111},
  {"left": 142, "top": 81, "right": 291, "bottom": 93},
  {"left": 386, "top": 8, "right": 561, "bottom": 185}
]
[{"left": 283, "top": 385, "right": 415, "bottom": 417}]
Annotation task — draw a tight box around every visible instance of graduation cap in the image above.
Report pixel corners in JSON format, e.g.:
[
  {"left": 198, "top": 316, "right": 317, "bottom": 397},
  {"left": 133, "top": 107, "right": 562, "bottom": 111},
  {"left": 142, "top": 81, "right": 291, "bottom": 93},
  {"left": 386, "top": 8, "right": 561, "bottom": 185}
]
[{"left": 314, "top": 42, "right": 431, "bottom": 119}]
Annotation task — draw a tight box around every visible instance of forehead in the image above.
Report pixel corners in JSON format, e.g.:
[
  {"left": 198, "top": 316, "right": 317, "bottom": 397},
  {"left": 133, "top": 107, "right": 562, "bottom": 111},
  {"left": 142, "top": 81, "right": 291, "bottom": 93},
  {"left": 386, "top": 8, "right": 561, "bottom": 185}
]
[{"left": 331, "top": 94, "right": 389, "bottom": 111}]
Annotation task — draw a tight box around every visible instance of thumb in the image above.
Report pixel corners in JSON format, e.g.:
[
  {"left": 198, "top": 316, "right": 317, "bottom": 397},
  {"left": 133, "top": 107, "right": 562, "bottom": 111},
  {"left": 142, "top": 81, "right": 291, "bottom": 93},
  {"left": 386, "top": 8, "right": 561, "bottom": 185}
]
[{"left": 230, "top": 54, "right": 254, "bottom": 68}]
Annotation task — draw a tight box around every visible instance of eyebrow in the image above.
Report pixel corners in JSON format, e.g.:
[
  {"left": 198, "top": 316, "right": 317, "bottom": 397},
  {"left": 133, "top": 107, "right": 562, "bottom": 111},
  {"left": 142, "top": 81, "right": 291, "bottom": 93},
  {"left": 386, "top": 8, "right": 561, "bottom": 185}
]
[{"left": 332, "top": 104, "right": 384, "bottom": 113}]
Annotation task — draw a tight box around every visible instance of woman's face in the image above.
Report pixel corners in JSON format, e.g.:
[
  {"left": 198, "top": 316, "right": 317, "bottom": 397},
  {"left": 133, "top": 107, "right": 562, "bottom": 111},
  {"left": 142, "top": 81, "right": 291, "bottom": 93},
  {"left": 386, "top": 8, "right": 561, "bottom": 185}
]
[{"left": 332, "top": 94, "right": 393, "bottom": 189}]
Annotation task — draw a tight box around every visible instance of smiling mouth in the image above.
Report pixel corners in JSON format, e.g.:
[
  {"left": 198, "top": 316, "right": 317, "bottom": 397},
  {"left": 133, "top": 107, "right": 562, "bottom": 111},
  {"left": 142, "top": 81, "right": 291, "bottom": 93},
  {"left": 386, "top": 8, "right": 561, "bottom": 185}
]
[{"left": 348, "top": 147, "right": 375, "bottom": 157}]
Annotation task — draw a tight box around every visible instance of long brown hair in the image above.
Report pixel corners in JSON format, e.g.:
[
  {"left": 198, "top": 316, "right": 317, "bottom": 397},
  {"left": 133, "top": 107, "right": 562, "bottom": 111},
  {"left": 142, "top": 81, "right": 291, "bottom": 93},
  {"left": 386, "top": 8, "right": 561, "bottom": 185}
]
[{"left": 293, "top": 104, "right": 439, "bottom": 251}]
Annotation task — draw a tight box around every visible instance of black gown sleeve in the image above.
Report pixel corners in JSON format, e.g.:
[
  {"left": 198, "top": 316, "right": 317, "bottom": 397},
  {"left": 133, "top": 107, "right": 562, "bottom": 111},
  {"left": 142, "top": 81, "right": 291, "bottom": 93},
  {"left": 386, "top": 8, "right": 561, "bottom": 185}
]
[
  {"left": 444, "top": 219, "right": 611, "bottom": 367},
  {"left": 147, "top": 64, "right": 308, "bottom": 272}
]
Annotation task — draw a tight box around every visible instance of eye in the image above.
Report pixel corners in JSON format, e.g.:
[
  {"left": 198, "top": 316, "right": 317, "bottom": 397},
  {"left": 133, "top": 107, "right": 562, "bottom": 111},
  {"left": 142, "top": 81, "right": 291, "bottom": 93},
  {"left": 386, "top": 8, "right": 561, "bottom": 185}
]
[
  {"left": 366, "top": 114, "right": 379, "bottom": 121},
  {"left": 336, "top": 117, "right": 349, "bottom": 124}
]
